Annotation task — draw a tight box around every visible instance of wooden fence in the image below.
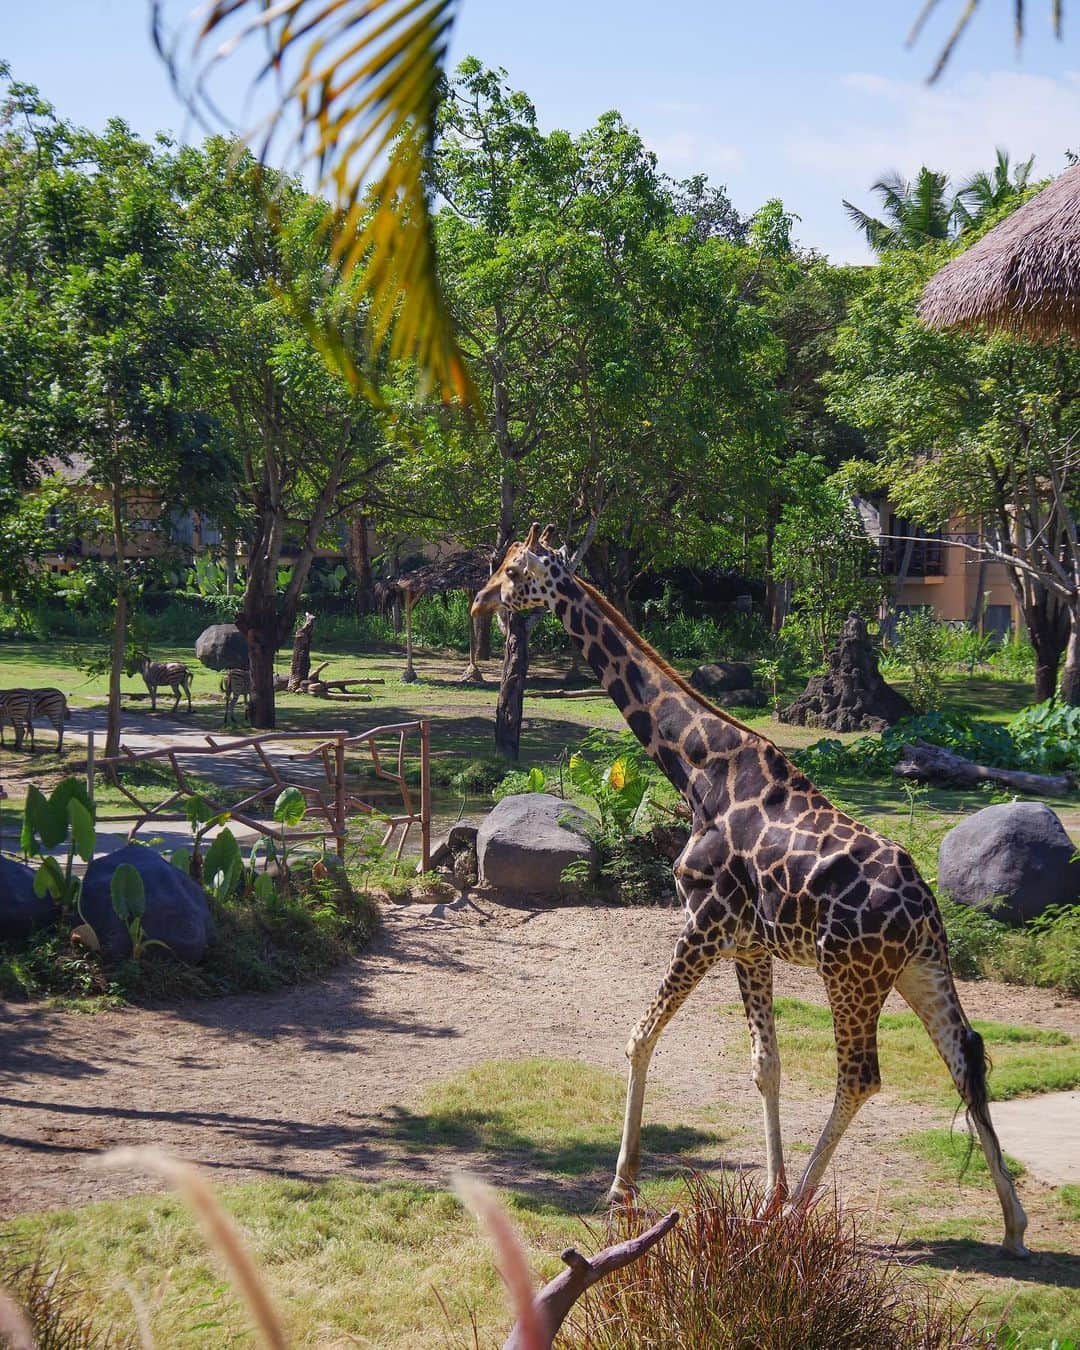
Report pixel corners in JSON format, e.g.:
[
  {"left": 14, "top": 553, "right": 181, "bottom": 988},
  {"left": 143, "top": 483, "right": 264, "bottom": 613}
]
[{"left": 96, "top": 721, "right": 431, "bottom": 869}]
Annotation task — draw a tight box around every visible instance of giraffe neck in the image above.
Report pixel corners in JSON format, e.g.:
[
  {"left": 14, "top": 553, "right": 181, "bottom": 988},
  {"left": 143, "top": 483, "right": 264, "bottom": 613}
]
[{"left": 551, "top": 572, "right": 750, "bottom": 805}]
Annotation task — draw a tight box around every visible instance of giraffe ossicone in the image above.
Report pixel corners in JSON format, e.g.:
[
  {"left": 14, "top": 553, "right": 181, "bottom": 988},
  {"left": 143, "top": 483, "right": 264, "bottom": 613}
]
[{"left": 472, "top": 529, "right": 1030, "bottom": 1258}]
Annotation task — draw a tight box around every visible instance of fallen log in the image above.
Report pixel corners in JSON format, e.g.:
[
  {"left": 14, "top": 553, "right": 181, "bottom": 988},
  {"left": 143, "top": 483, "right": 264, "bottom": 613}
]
[
  {"left": 529, "top": 688, "right": 601, "bottom": 700},
  {"left": 893, "top": 740, "right": 1074, "bottom": 797}
]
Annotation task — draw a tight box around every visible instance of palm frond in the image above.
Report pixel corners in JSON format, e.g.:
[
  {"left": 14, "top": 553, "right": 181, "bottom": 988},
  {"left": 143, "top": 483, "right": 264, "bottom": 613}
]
[
  {"left": 153, "top": 0, "right": 474, "bottom": 405},
  {"left": 908, "top": 0, "right": 1064, "bottom": 82},
  {"left": 842, "top": 199, "right": 895, "bottom": 252}
]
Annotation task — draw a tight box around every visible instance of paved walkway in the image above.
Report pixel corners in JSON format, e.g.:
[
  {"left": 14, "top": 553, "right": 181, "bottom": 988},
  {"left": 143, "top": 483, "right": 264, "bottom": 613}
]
[{"left": 980, "top": 1092, "right": 1080, "bottom": 1186}]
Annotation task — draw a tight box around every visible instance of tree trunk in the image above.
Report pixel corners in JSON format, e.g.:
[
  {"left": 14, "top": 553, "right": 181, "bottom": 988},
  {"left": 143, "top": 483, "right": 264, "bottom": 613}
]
[
  {"left": 105, "top": 480, "right": 127, "bottom": 759},
  {"left": 289, "top": 612, "right": 316, "bottom": 690},
  {"left": 1059, "top": 607, "right": 1080, "bottom": 705},
  {"left": 106, "top": 587, "right": 127, "bottom": 759},
  {"left": 346, "top": 514, "right": 375, "bottom": 615},
  {"left": 246, "top": 622, "right": 279, "bottom": 728},
  {"left": 495, "top": 612, "right": 530, "bottom": 760}
]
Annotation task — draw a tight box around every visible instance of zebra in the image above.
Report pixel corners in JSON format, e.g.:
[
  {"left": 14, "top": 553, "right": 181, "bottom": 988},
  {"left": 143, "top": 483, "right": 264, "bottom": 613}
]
[
  {"left": 0, "top": 689, "right": 34, "bottom": 751},
  {"left": 31, "top": 687, "right": 71, "bottom": 752},
  {"left": 138, "top": 654, "right": 193, "bottom": 713},
  {"left": 221, "top": 668, "right": 252, "bottom": 725}
]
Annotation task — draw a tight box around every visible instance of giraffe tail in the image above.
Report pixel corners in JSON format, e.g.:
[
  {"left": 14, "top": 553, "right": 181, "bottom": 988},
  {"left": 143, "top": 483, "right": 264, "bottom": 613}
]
[{"left": 959, "top": 1023, "right": 1001, "bottom": 1179}]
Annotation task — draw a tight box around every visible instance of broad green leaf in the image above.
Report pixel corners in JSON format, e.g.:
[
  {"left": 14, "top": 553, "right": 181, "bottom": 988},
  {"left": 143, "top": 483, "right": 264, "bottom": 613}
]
[
  {"left": 24, "top": 785, "right": 66, "bottom": 852},
  {"left": 32, "top": 855, "right": 65, "bottom": 900},
  {"left": 273, "top": 786, "right": 307, "bottom": 827},
  {"left": 526, "top": 766, "right": 545, "bottom": 793},
  {"left": 186, "top": 795, "right": 219, "bottom": 828},
  {"left": 67, "top": 798, "right": 96, "bottom": 863},
  {"left": 204, "top": 828, "right": 243, "bottom": 897},
  {"left": 111, "top": 862, "right": 146, "bottom": 924},
  {"left": 49, "top": 776, "right": 93, "bottom": 822},
  {"left": 170, "top": 847, "right": 193, "bottom": 876}
]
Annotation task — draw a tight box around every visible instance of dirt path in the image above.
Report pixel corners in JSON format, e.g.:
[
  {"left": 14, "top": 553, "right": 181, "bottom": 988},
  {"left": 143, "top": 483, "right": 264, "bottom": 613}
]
[{"left": 3, "top": 899, "right": 1079, "bottom": 1219}]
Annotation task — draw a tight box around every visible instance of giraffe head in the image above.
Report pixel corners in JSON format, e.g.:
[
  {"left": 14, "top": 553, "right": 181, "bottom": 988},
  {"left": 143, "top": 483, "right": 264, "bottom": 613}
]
[{"left": 471, "top": 523, "right": 564, "bottom": 616}]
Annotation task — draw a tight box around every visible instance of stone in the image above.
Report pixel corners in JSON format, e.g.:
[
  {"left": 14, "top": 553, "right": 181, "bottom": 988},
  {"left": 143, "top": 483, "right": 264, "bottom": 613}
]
[
  {"left": 938, "top": 801, "right": 1080, "bottom": 925},
  {"left": 80, "top": 844, "right": 215, "bottom": 962},
  {"left": 477, "top": 793, "right": 598, "bottom": 896},
  {"left": 690, "top": 661, "right": 753, "bottom": 695},
  {"left": 0, "top": 856, "right": 56, "bottom": 943},
  {"left": 195, "top": 624, "right": 248, "bottom": 672},
  {"left": 713, "top": 688, "right": 768, "bottom": 709},
  {"left": 780, "top": 612, "right": 912, "bottom": 732},
  {"left": 423, "top": 819, "right": 480, "bottom": 874}
]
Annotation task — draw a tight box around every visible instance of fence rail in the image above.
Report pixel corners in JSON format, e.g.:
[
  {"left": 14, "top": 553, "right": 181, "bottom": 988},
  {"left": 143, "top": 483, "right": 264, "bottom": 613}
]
[{"left": 97, "top": 721, "right": 431, "bottom": 869}]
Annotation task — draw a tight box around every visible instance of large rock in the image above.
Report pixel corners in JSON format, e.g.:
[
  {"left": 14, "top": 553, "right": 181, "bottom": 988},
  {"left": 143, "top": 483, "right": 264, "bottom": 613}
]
[
  {"left": 690, "top": 661, "right": 753, "bottom": 695},
  {"left": 781, "top": 612, "right": 912, "bottom": 732},
  {"left": 80, "top": 844, "right": 215, "bottom": 962},
  {"left": 477, "top": 793, "right": 598, "bottom": 896},
  {"left": 938, "top": 802, "right": 1080, "bottom": 925},
  {"left": 0, "top": 856, "right": 56, "bottom": 943},
  {"left": 195, "top": 624, "right": 248, "bottom": 672}
]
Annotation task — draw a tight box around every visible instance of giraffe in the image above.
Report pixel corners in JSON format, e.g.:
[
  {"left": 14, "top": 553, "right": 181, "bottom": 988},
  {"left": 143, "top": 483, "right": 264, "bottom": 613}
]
[{"left": 471, "top": 524, "right": 1030, "bottom": 1258}]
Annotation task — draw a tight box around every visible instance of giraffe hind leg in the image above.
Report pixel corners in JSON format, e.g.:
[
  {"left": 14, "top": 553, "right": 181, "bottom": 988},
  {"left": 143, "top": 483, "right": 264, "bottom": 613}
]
[
  {"left": 791, "top": 974, "right": 888, "bottom": 1203},
  {"left": 735, "top": 951, "right": 787, "bottom": 1199},
  {"left": 895, "top": 952, "right": 1029, "bottom": 1257}
]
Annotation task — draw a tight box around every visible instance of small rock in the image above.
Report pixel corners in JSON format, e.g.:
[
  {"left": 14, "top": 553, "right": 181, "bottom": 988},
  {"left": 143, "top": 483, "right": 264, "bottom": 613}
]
[
  {"left": 0, "top": 856, "right": 57, "bottom": 943},
  {"left": 690, "top": 661, "right": 753, "bottom": 695},
  {"left": 195, "top": 624, "right": 248, "bottom": 672},
  {"left": 938, "top": 801, "right": 1080, "bottom": 925},
  {"left": 80, "top": 844, "right": 215, "bottom": 962},
  {"left": 477, "top": 793, "right": 598, "bottom": 896}
]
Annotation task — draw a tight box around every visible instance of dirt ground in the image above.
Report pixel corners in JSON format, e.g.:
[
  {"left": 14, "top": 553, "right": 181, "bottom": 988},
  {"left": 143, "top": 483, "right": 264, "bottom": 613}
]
[{"left": 3, "top": 896, "right": 1079, "bottom": 1219}]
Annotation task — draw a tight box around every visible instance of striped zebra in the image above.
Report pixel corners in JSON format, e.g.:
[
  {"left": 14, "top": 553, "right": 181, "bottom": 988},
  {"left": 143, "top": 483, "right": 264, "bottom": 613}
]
[
  {"left": 0, "top": 689, "right": 34, "bottom": 751},
  {"left": 221, "top": 668, "right": 252, "bottom": 725},
  {"left": 32, "top": 687, "right": 71, "bottom": 752},
  {"left": 138, "top": 654, "right": 193, "bottom": 713}
]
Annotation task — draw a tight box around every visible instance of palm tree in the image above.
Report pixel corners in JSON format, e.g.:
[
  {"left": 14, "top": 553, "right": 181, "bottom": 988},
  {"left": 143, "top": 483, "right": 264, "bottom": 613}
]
[
  {"left": 954, "top": 148, "right": 1036, "bottom": 230},
  {"left": 843, "top": 168, "right": 956, "bottom": 254}
]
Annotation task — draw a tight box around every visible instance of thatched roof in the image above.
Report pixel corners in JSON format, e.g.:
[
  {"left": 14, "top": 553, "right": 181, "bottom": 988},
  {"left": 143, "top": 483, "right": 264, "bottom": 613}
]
[
  {"left": 919, "top": 165, "right": 1080, "bottom": 340},
  {"left": 381, "top": 549, "right": 491, "bottom": 603}
]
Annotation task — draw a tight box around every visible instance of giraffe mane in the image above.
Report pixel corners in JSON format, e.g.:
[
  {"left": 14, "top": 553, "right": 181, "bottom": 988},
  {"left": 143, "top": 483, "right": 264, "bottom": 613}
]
[{"left": 572, "top": 575, "right": 777, "bottom": 747}]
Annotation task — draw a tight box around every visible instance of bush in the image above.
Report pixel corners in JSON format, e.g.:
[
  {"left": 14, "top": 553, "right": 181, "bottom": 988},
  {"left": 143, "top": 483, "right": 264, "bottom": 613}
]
[
  {"left": 793, "top": 710, "right": 1020, "bottom": 781},
  {"left": 892, "top": 610, "right": 949, "bottom": 713},
  {"left": 938, "top": 895, "right": 1080, "bottom": 995},
  {"left": 565, "top": 1174, "right": 985, "bottom": 1350},
  {"left": 1009, "top": 700, "right": 1080, "bottom": 773}
]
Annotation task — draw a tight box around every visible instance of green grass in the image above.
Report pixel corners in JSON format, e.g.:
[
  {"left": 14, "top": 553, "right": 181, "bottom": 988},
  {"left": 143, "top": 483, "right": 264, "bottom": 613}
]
[
  {"left": 719, "top": 998, "right": 1080, "bottom": 1104},
  {"left": 6, "top": 1057, "right": 1077, "bottom": 1348},
  {"left": 902, "top": 1127, "right": 1025, "bottom": 1181},
  {"left": 1058, "top": 1185, "right": 1080, "bottom": 1222}
]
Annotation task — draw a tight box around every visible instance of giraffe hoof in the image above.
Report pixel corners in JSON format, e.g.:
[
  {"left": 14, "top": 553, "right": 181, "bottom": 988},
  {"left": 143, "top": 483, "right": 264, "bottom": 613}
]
[
  {"left": 606, "top": 1182, "right": 638, "bottom": 1210},
  {"left": 999, "top": 1240, "right": 1031, "bottom": 1260}
]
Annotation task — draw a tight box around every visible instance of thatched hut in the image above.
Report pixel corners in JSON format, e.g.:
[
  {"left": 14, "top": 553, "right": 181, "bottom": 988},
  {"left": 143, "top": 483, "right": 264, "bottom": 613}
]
[
  {"left": 382, "top": 549, "right": 491, "bottom": 683},
  {"left": 919, "top": 164, "right": 1080, "bottom": 339}
]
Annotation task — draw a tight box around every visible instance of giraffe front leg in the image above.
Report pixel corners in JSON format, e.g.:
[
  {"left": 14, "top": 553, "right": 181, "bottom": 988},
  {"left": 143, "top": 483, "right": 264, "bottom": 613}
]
[
  {"left": 790, "top": 976, "right": 887, "bottom": 1203},
  {"left": 608, "top": 914, "right": 720, "bottom": 1205},
  {"left": 735, "top": 951, "right": 786, "bottom": 1200}
]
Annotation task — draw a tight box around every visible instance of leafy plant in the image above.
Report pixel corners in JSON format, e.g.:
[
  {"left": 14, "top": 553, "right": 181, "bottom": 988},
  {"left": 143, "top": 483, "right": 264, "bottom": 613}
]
[
  {"left": 21, "top": 778, "right": 96, "bottom": 919},
  {"left": 492, "top": 765, "right": 548, "bottom": 800},
  {"left": 272, "top": 785, "right": 308, "bottom": 874},
  {"left": 1009, "top": 700, "right": 1080, "bottom": 773},
  {"left": 202, "top": 827, "right": 244, "bottom": 903},
  {"left": 110, "top": 861, "right": 172, "bottom": 961},
  {"left": 892, "top": 609, "right": 949, "bottom": 713},
  {"left": 566, "top": 752, "right": 651, "bottom": 839}
]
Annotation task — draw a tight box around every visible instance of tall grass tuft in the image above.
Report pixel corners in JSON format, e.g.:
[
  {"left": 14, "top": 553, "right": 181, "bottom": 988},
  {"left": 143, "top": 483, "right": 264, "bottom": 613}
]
[
  {"left": 0, "top": 1243, "right": 135, "bottom": 1348},
  {"left": 564, "top": 1174, "right": 988, "bottom": 1350}
]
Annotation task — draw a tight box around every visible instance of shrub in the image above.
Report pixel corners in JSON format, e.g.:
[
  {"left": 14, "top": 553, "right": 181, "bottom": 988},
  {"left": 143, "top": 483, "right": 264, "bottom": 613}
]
[
  {"left": 565, "top": 1174, "right": 985, "bottom": 1350},
  {"left": 1009, "top": 700, "right": 1080, "bottom": 774},
  {"left": 893, "top": 610, "right": 949, "bottom": 713},
  {"left": 938, "top": 895, "right": 1080, "bottom": 995},
  {"left": 793, "top": 710, "right": 1020, "bottom": 781}
]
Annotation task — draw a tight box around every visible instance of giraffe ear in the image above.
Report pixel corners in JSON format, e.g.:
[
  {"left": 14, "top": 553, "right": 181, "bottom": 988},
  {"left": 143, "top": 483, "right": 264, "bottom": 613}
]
[
  {"left": 521, "top": 549, "right": 545, "bottom": 577},
  {"left": 524, "top": 522, "right": 540, "bottom": 548}
]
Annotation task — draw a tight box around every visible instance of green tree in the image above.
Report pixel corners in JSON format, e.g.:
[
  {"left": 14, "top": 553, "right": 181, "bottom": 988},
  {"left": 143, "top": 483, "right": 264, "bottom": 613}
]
[
  {"left": 826, "top": 245, "right": 1080, "bottom": 702},
  {"left": 177, "top": 140, "right": 397, "bottom": 726},
  {"left": 843, "top": 167, "right": 956, "bottom": 254},
  {"left": 954, "top": 148, "right": 1036, "bottom": 230}
]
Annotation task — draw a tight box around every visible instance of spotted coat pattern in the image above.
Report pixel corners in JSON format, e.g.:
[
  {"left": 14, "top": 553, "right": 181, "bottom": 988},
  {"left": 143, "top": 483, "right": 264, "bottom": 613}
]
[{"left": 472, "top": 527, "right": 1030, "bottom": 1257}]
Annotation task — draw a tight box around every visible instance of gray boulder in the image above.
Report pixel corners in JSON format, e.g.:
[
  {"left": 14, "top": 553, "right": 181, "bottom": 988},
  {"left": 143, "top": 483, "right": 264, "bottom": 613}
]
[
  {"left": 80, "top": 844, "right": 215, "bottom": 962},
  {"left": 195, "top": 624, "right": 248, "bottom": 672},
  {"left": 938, "top": 801, "right": 1080, "bottom": 925},
  {"left": 0, "top": 856, "right": 56, "bottom": 943},
  {"left": 690, "top": 661, "right": 753, "bottom": 696},
  {"left": 477, "top": 793, "right": 598, "bottom": 896}
]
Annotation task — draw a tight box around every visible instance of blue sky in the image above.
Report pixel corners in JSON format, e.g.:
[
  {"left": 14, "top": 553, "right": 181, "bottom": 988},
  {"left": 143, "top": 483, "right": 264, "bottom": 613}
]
[{"left": 5, "top": 0, "right": 1079, "bottom": 262}]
